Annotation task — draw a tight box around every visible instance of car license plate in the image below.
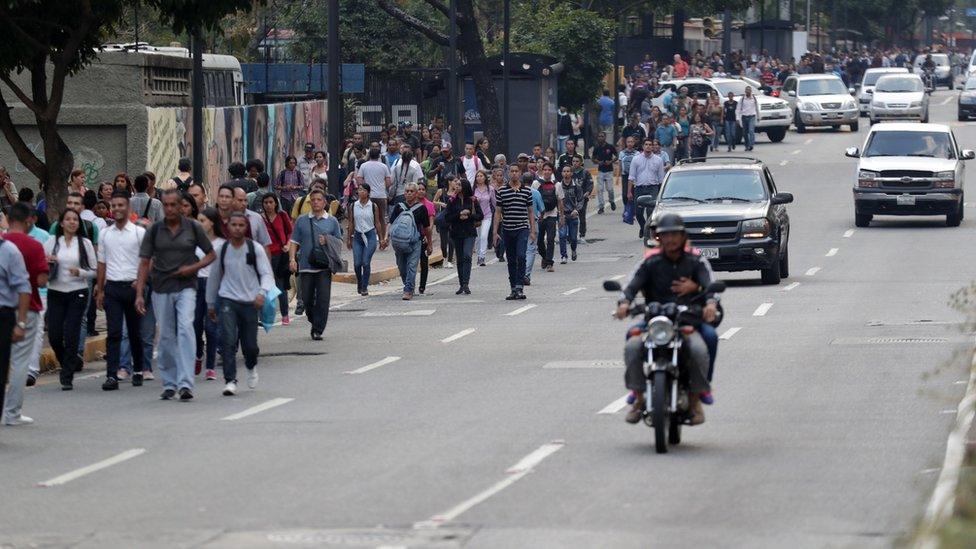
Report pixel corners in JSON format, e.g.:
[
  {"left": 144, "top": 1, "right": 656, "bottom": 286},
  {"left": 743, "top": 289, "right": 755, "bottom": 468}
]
[
  {"left": 824, "top": 113, "right": 841, "bottom": 119},
  {"left": 699, "top": 247, "right": 720, "bottom": 259},
  {"left": 896, "top": 195, "right": 916, "bottom": 206}
]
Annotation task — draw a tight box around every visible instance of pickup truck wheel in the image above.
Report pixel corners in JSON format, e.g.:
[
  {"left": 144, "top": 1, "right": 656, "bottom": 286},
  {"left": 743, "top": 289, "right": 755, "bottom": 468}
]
[
  {"left": 779, "top": 244, "right": 790, "bottom": 278},
  {"left": 760, "top": 257, "right": 782, "bottom": 285},
  {"left": 794, "top": 111, "right": 806, "bottom": 133},
  {"left": 850, "top": 121, "right": 859, "bottom": 132},
  {"left": 948, "top": 202, "right": 963, "bottom": 227},
  {"left": 766, "top": 127, "right": 787, "bottom": 142},
  {"left": 854, "top": 213, "right": 872, "bottom": 227}
]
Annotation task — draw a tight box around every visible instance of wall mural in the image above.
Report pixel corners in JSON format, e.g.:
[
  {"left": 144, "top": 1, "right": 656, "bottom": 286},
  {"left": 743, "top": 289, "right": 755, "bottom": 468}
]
[{"left": 147, "top": 100, "right": 328, "bottom": 197}]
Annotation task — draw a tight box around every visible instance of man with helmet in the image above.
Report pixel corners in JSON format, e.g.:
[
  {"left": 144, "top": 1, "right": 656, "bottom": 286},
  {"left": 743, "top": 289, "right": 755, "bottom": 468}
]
[{"left": 615, "top": 213, "right": 718, "bottom": 425}]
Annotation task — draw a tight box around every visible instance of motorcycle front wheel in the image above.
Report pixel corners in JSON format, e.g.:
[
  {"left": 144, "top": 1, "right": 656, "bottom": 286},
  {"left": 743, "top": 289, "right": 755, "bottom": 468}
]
[{"left": 652, "top": 370, "right": 670, "bottom": 454}]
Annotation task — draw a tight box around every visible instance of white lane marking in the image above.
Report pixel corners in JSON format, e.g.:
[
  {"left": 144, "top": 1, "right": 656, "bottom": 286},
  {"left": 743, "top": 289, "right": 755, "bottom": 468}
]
[
  {"left": 719, "top": 327, "right": 741, "bottom": 340},
  {"left": 38, "top": 449, "right": 146, "bottom": 487},
  {"left": 804, "top": 138, "right": 813, "bottom": 145},
  {"left": 826, "top": 248, "right": 839, "bottom": 257},
  {"left": 941, "top": 409, "right": 958, "bottom": 415},
  {"left": 753, "top": 303, "right": 773, "bottom": 316},
  {"left": 779, "top": 160, "right": 789, "bottom": 166},
  {"left": 609, "top": 274, "right": 626, "bottom": 281},
  {"left": 505, "top": 304, "right": 537, "bottom": 316},
  {"left": 562, "top": 287, "right": 586, "bottom": 296},
  {"left": 805, "top": 267, "right": 821, "bottom": 276},
  {"left": 955, "top": 380, "right": 968, "bottom": 385},
  {"left": 918, "top": 340, "right": 976, "bottom": 545},
  {"left": 920, "top": 468, "right": 942, "bottom": 475},
  {"left": 790, "top": 149, "right": 801, "bottom": 155},
  {"left": 441, "top": 328, "right": 476, "bottom": 343},
  {"left": 363, "top": 310, "right": 436, "bottom": 317},
  {"left": 221, "top": 398, "right": 294, "bottom": 421},
  {"left": 417, "top": 441, "right": 564, "bottom": 528},
  {"left": 781, "top": 282, "right": 801, "bottom": 292},
  {"left": 843, "top": 229, "right": 855, "bottom": 238},
  {"left": 345, "top": 356, "right": 401, "bottom": 375},
  {"left": 941, "top": 95, "right": 954, "bottom": 105},
  {"left": 597, "top": 394, "right": 630, "bottom": 414}
]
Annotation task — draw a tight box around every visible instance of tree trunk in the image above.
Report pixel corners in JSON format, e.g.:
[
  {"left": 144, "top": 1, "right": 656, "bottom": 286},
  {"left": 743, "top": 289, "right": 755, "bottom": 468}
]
[
  {"left": 456, "top": 0, "right": 505, "bottom": 156},
  {"left": 37, "top": 120, "right": 73, "bottom": 222}
]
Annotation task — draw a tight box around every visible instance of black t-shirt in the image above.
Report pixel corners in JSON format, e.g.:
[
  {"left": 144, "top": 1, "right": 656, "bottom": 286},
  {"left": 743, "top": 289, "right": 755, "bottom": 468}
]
[
  {"left": 723, "top": 100, "right": 738, "bottom": 121},
  {"left": 390, "top": 201, "right": 430, "bottom": 237},
  {"left": 622, "top": 124, "right": 646, "bottom": 143},
  {"left": 432, "top": 154, "right": 462, "bottom": 190},
  {"left": 591, "top": 144, "right": 617, "bottom": 173}
]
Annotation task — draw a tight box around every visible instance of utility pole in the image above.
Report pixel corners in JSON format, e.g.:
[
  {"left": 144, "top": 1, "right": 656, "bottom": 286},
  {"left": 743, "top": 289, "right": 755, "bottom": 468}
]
[
  {"left": 191, "top": 27, "right": 204, "bottom": 186},
  {"left": 613, "top": 14, "right": 621, "bottom": 146},
  {"left": 502, "top": 0, "right": 510, "bottom": 158},
  {"left": 447, "top": 0, "right": 458, "bottom": 144},
  {"left": 722, "top": 8, "right": 732, "bottom": 70},
  {"left": 327, "top": 0, "right": 341, "bottom": 197}
]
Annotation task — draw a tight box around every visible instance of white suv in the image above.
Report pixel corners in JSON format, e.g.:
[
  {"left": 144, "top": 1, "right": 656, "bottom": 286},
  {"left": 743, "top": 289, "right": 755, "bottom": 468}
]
[
  {"left": 781, "top": 74, "right": 859, "bottom": 133},
  {"left": 651, "top": 77, "right": 791, "bottom": 143},
  {"left": 845, "top": 123, "right": 974, "bottom": 227},
  {"left": 858, "top": 67, "right": 909, "bottom": 115}
]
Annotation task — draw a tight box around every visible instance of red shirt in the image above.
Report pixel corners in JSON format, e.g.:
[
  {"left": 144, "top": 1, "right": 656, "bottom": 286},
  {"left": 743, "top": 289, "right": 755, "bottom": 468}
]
[
  {"left": 262, "top": 211, "right": 293, "bottom": 256},
  {"left": 4, "top": 231, "right": 48, "bottom": 312},
  {"left": 674, "top": 59, "right": 690, "bottom": 78}
]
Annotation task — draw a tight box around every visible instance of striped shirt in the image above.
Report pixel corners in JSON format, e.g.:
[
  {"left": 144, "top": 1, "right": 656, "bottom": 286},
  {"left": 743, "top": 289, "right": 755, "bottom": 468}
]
[{"left": 496, "top": 185, "right": 533, "bottom": 231}]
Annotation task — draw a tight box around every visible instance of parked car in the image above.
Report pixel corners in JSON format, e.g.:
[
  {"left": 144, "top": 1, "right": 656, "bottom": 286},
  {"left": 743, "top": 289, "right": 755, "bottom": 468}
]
[
  {"left": 868, "top": 74, "right": 929, "bottom": 124},
  {"left": 649, "top": 157, "right": 793, "bottom": 285},
  {"left": 912, "top": 53, "right": 953, "bottom": 89},
  {"left": 858, "top": 67, "right": 909, "bottom": 116},
  {"left": 781, "top": 74, "right": 859, "bottom": 133},
  {"left": 958, "top": 76, "right": 976, "bottom": 121},
  {"left": 846, "top": 123, "right": 973, "bottom": 227}
]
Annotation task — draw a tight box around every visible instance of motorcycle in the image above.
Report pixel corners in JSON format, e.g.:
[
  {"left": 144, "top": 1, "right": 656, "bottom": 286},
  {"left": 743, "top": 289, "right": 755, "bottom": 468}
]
[
  {"left": 921, "top": 68, "right": 936, "bottom": 93},
  {"left": 604, "top": 279, "right": 726, "bottom": 454}
]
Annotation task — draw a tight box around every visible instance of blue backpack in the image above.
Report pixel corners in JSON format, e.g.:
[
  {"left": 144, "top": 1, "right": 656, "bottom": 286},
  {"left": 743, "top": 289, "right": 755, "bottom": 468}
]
[{"left": 389, "top": 203, "right": 423, "bottom": 253}]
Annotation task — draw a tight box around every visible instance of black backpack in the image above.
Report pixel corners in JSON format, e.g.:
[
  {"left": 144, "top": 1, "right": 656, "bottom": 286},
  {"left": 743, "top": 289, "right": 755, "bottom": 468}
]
[{"left": 538, "top": 180, "right": 558, "bottom": 211}]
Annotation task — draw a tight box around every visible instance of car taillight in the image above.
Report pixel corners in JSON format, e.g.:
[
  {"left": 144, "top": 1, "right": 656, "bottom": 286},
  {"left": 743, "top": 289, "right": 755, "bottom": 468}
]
[{"left": 771, "top": 89, "right": 780, "bottom": 97}]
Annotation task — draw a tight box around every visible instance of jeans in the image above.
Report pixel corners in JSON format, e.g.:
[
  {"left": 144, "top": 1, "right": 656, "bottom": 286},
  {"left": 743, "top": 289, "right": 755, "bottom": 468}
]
[
  {"left": 624, "top": 331, "right": 710, "bottom": 394},
  {"left": 153, "top": 288, "right": 197, "bottom": 391},
  {"left": 503, "top": 227, "right": 528, "bottom": 290},
  {"left": 741, "top": 115, "right": 756, "bottom": 149},
  {"left": 27, "top": 294, "right": 45, "bottom": 379},
  {"left": 524, "top": 226, "right": 537, "bottom": 280},
  {"left": 724, "top": 120, "right": 738, "bottom": 150},
  {"left": 220, "top": 299, "right": 259, "bottom": 383},
  {"left": 271, "top": 254, "right": 290, "bottom": 317},
  {"left": 452, "top": 236, "right": 476, "bottom": 286},
  {"left": 353, "top": 229, "right": 378, "bottom": 292},
  {"left": 596, "top": 172, "right": 615, "bottom": 210},
  {"left": 299, "top": 271, "right": 332, "bottom": 335},
  {"left": 3, "top": 310, "right": 39, "bottom": 421},
  {"left": 578, "top": 197, "right": 589, "bottom": 237},
  {"left": 537, "top": 217, "right": 557, "bottom": 267},
  {"left": 559, "top": 217, "right": 580, "bottom": 257},
  {"left": 104, "top": 281, "right": 145, "bottom": 379},
  {"left": 119, "top": 285, "right": 155, "bottom": 374},
  {"left": 47, "top": 289, "right": 88, "bottom": 385},
  {"left": 556, "top": 135, "right": 569, "bottom": 154},
  {"left": 194, "top": 278, "right": 220, "bottom": 369},
  {"left": 700, "top": 323, "right": 718, "bottom": 382},
  {"left": 476, "top": 217, "right": 492, "bottom": 261},
  {"left": 395, "top": 240, "right": 422, "bottom": 294},
  {"left": 634, "top": 185, "right": 659, "bottom": 236},
  {"left": 0, "top": 308, "right": 14, "bottom": 415}
]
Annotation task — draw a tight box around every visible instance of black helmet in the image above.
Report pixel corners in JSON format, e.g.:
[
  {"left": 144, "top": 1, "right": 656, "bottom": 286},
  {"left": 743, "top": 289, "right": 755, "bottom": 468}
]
[{"left": 655, "top": 213, "right": 686, "bottom": 234}]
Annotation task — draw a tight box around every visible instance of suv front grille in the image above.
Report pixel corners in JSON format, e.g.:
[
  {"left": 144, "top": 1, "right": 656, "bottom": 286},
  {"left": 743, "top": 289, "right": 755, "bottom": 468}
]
[
  {"left": 685, "top": 221, "right": 739, "bottom": 242},
  {"left": 879, "top": 170, "right": 933, "bottom": 178},
  {"left": 821, "top": 102, "right": 842, "bottom": 109}
]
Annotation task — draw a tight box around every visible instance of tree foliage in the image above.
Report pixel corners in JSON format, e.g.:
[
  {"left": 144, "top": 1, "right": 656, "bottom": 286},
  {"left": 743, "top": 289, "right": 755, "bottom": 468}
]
[{"left": 511, "top": 0, "right": 615, "bottom": 109}]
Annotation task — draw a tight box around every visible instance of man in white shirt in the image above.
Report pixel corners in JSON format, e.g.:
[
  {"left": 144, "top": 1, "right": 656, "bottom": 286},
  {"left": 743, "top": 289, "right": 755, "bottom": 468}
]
[
  {"left": 735, "top": 86, "right": 760, "bottom": 152},
  {"left": 95, "top": 193, "right": 148, "bottom": 390},
  {"left": 389, "top": 145, "right": 424, "bottom": 206},
  {"left": 297, "top": 142, "right": 316, "bottom": 183},
  {"left": 357, "top": 148, "right": 393, "bottom": 226},
  {"left": 461, "top": 142, "right": 484, "bottom": 182}
]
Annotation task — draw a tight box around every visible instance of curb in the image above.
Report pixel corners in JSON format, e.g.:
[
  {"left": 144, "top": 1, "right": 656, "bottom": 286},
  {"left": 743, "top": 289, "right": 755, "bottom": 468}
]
[
  {"left": 39, "top": 334, "right": 106, "bottom": 375},
  {"left": 332, "top": 251, "right": 445, "bottom": 284}
]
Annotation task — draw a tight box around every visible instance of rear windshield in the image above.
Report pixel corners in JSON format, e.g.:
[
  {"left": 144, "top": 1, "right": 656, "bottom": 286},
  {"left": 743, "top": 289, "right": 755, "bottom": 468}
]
[
  {"left": 863, "top": 131, "right": 955, "bottom": 159},
  {"left": 661, "top": 170, "right": 767, "bottom": 202}
]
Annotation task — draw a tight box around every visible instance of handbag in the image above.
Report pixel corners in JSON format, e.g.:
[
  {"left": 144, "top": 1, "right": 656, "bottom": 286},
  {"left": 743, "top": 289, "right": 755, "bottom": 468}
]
[
  {"left": 622, "top": 200, "right": 635, "bottom": 225},
  {"left": 48, "top": 238, "right": 61, "bottom": 280},
  {"left": 306, "top": 216, "right": 332, "bottom": 270}
]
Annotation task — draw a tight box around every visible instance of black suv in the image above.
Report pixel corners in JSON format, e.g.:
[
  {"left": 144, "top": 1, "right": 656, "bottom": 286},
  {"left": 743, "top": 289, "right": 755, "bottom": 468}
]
[{"left": 648, "top": 157, "right": 794, "bottom": 284}]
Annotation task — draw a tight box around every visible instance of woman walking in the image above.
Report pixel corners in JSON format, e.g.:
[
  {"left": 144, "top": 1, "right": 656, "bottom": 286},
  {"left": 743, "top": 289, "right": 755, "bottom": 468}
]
[
  {"left": 417, "top": 183, "right": 436, "bottom": 294},
  {"left": 705, "top": 92, "right": 724, "bottom": 152},
  {"left": 674, "top": 106, "right": 691, "bottom": 162},
  {"left": 432, "top": 175, "right": 459, "bottom": 269},
  {"left": 311, "top": 150, "right": 329, "bottom": 181},
  {"left": 472, "top": 170, "right": 495, "bottom": 266},
  {"left": 275, "top": 155, "right": 306, "bottom": 213},
  {"left": 445, "top": 179, "right": 484, "bottom": 295},
  {"left": 195, "top": 208, "right": 225, "bottom": 381},
  {"left": 261, "top": 194, "right": 294, "bottom": 323},
  {"left": 346, "top": 183, "right": 383, "bottom": 296},
  {"left": 44, "top": 209, "right": 96, "bottom": 390},
  {"left": 688, "top": 112, "right": 715, "bottom": 160}
]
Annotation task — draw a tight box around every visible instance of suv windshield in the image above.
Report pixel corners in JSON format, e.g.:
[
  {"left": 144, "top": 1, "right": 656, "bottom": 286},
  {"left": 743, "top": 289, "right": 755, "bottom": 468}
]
[
  {"left": 714, "top": 81, "right": 749, "bottom": 97},
  {"left": 863, "top": 71, "right": 904, "bottom": 86},
  {"left": 798, "top": 78, "right": 848, "bottom": 95},
  {"left": 965, "top": 77, "right": 976, "bottom": 91},
  {"left": 875, "top": 76, "right": 923, "bottom": 93},
  {"left": 661, "top": 170, "right": 768, "bottom": 202},
  {"left": 863, "top": 131, "right": 955, "bottom": 159}
]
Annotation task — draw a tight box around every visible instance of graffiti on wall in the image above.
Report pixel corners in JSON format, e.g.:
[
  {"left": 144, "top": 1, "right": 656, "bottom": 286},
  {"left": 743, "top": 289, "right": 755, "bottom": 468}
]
[
  {"left": 147, "top": 100, "right": 328, "bottom": 197},
  {"left": 14, "top": 142, "right": 107, "bottom": 184}
]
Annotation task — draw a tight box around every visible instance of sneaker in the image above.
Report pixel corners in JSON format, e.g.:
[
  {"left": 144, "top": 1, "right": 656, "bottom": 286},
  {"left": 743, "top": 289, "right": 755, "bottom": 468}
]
[
  {"left": 61, "top": 383, "right": 73, "bottom": 391},
  {"left": 689, "top": 394, "right": 705, "bottom": 425},
  {"left": 117, "top": 370, "right": 130, "bottom": 381},
  {"left": 444, "top": 261, "right": 454, "bottom": 269},
  {"left": 700, "top": 391, "right": 714, "bottom": 406},
  {"left": 477, "top": 258, "right": 486, "bottom": 266},
  {"left": 160, "top": 389, "right": 176, "bottom": 400},
  {"left": 560, "top": 257, "right": 567, "bottom": 264},
  {"left": 311, "top": 332, "right": 323, "bottom": 341},
  {"left": 610, "top": 202, "right": 617, "bottom": 211},
  {"left": 463, "top": 286, "right": 471, "bottom": 295},
  {"left": 87, "top": 329, "right": 99, "bottom": 337},
  {"left": 418, "top": 287, "right": 425, "bottom": 295},
  {"left": 222, "top": 381, "right": 237, "bottom": 396},
  {"left": 505, "top": 291, "right": 518, "bottom": 301},
  {"left": 178, "top": 388, "right": 194, "bottom": 401},
  {"left": 294, "top": 304, "right": 305, "bottom": 316},
  {"left": 281, "top": 316, "right": 291, "bottom": 326},
  {"left": 523, "top": 277, "right": 531, "bottom": 286},
  {"left": 205, "top": 369, "right": 217, "bottom": 381},
  {"left": 26, "top": 374, "right": 36, "bottom": 387},
  {"left": 625, "top": 399, "right": 645, "bottom": 424},
  {"left": 102, "top": 378, "right": 119, "bottom": 391},
  {"left": 597, "top": 208, "right": 604, "bottom": 214},
  {"left": 131, "top": 373, "right": 143, "bottom": 387},
  {"left": 402, "top": 292, "right": 413, "bottom": 301},
  {"left": 247, "top": 368, "right": 259, "bottom": 389},
  {"left": 578, "top": 237, "right": 588, "bottom": 245},
  {"left": 516, "top": 290, "right": 527, "bottom": 300},
  {"left": 143, "top": 371, "right": 155, "bottom": 381},
  {"left": 546, "top": 265, "right": 554, "bottom": 272},
  {"left": 3, "top": 415, "right": 33, "bottom": 426},
  {"left": 456, "top": 287, "right": 465, "bottom": 295},
  {"left": 571, "top": 251, "right": 577, "bottom": 262},
  {"left": 194, "top": 358, "right": 202, "bottom": 376}
]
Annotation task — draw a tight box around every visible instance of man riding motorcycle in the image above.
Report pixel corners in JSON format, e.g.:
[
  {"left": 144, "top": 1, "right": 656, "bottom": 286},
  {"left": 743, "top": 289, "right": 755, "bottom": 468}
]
[{"left": 615, "top": 213, "right": 719, "bottom": 425}]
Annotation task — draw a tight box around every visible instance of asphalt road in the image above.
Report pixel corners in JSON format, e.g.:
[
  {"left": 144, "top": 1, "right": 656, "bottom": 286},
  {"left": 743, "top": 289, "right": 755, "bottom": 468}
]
[{"left": 2, "top": 91, "right": 975, "bottom": 549}]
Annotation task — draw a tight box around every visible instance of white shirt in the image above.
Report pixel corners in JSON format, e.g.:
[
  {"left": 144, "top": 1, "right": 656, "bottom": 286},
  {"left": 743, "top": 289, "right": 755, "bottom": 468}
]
[
  {"left": 197, "top": 237, "right": 225, "bottom": 278},
  {"left": 44, "top": 235, "right": 97, "bottom": 292},
  {"left": 737, "top": 95, "right": 759, "bottom": 118},
  {"left": 462, "top": 155, "right": 483, "bottom": 183},
  {"left": 81, "top": 209, "right": 107, "bottom": 232},
  {"left": 96, "top": 221, "right": 145, "bottom": 281},
  {"left": 353, "top": 200, "right": 376, "bottom": 235},
  {"left": 390, "top": 158, "right": 424, "bottom": 198}
]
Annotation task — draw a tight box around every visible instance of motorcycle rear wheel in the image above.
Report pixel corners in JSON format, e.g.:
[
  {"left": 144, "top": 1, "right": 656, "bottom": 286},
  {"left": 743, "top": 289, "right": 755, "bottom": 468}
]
[{"left": 652, "top": 371, "right": 670, "bottom": 454}]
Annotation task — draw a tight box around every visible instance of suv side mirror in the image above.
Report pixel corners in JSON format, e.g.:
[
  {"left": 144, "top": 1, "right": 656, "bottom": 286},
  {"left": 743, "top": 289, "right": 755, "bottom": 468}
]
[
  {"left": 603, "top": 280, "right": 622, "bottom": 292},
  {"left": 787, "top": 90, "right": 796, "bottom": 97},
  {"left": 845, "top": 146, "right": 860, "bottom": 158},
  {"left": 636, "top": 195, "right": 657, "bottom": 208},
  {"left": 963, "top": 149, "right": 976, "bottom": 160},
  {"left": 771, "top": 192, "right": 794, "bottom": 205}
]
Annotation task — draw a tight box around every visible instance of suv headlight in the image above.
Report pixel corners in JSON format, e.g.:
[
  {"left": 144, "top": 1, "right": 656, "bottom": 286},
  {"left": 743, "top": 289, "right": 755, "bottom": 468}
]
[
  {"left": 871, "top": 101, "right": 885, "bottom": 109},
  {"left": 858, "top": 169, "right": 879, "bottom": 188},
  {"left": 934, "top": 170, "right": 955, "bottom": 188},
  {"left": 742, "top": 217, "right": 770, "bottom": 239},
  {"left": 909, "top": 101, "right": 922, "bottom": 108},
  {"left": 647, "top": 316, "right": 675, "bottom": 346},
  {"left": 800, "top": 101, "right": 818, "bottom": 111},
  {"left": 844, "top": 100, "right": 856, "bottom": 109}
]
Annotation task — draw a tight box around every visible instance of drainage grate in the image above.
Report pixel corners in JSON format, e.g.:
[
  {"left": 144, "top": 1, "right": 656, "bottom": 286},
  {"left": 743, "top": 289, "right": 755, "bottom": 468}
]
[
  {"left": 830, "top": 337, "right": 949, "bottom": 345},
  {"left": 543, "top": 360, "right": 623, "bottom": 369}
]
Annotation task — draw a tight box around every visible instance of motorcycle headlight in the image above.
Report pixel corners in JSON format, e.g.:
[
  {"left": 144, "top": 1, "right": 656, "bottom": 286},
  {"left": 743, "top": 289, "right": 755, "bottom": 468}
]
[
  {"left": 647, "top": 316, "right": 675, "bottom": 346},
  {"left": 742, "top": 217, "right": 770, "bottom": 239}
]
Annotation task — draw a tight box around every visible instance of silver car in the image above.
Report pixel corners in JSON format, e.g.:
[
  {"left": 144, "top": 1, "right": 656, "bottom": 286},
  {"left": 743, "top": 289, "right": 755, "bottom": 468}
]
[
  {"left": 781, "top": 74, "right": 859, "bottom": 133},
  {"left": 869, "top": 74, "right": 929, "bottom": 124}
]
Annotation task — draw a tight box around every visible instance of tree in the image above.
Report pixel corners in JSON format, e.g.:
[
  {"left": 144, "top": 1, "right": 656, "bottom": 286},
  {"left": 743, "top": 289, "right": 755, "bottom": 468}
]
[
  {"left": 0, "top": 0, "right": 254, "bottom": 217},
  {"left": 376, "top": 0, "right": 507, "bottom": 155}
]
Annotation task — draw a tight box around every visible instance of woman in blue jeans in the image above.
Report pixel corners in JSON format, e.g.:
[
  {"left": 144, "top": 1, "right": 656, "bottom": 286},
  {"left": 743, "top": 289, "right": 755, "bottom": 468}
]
[
  {"left": 347, "top": 183, "right": 383, "bottom": 296},
  {"left": 195, "top": 208, "right": 224, "bottom": 380}
]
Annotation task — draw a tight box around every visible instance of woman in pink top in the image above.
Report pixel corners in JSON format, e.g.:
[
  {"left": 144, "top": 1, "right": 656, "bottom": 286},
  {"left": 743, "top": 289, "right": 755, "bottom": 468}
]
[
  {"left": 417, "top": 182, "right": 436, "bottom": 294},
  {"left": 472, "top": 170, "right": 495, "bottom": 266}
]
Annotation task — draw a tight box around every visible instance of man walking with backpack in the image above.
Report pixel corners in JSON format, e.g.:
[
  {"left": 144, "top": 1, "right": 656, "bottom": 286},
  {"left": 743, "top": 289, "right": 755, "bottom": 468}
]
[
  {"left": 558, "top": 165, "right": 584, "bottom": 264},
  {"left": 530, "top": 163, "right": 563, "bottom": 273},
  {"left": 388, "top": 183, "right": 431, "bottom": 301},
  {"left": 207, "top": 213, "right": 276, "bottom": 396}
]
